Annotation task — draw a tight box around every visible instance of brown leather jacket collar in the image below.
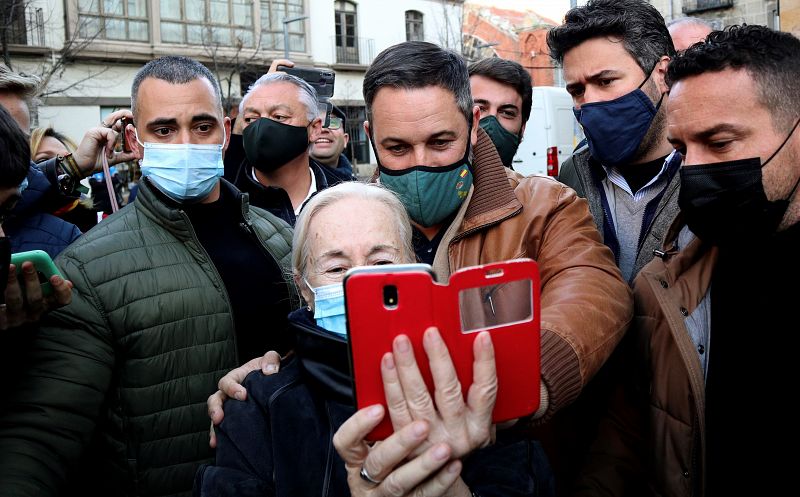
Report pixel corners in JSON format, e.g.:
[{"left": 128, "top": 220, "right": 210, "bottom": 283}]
[{"left": 461, "top": 127, "right": 522, "bottom": 231}]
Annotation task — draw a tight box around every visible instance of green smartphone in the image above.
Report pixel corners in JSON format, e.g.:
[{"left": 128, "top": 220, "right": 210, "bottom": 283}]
[{"left": 10, "top": 250, "right": 62, "bottom": 296}]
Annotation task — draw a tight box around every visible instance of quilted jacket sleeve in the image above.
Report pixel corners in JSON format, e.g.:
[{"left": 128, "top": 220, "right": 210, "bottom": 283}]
[{"left": 0, "top": 254, "right": 115, "bottom": 496}]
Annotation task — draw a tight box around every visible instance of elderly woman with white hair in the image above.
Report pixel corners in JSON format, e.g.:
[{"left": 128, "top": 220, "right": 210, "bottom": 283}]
[{"left": 195, "top": 182, "right": 552, "bottom": 497}]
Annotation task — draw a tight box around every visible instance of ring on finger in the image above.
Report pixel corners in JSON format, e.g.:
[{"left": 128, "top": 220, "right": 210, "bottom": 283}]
[{"left": 359, "top": 465, "right": 382, "bottom": 486}]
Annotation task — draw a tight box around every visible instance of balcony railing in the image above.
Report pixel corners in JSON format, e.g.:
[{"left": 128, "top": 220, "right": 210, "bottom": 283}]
[
  {"left": 331, "top": 35, "right": 374, "bottom": 66},
  {"left": 683, "top": 0, "right": 734, "bottom": 14},
  {"left": 7, "top": 6, "right": 46, "bottom": 46}
]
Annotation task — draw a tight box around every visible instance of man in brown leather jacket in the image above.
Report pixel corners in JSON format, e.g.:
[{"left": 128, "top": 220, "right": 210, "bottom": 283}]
[
  {"left": 573, "top": 25, "right": 800, "bottom": 497},
  {"left": 361, "top": 41, "right": 632, "bottom": 426},
  {"left": 207, "top": 42, "right": 633, "bottom": 485}
]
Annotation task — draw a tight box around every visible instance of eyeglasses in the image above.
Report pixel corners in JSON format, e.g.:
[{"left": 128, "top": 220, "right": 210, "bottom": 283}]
[{"left": 327, "top": 116, "right": 343, "bottom": 130}]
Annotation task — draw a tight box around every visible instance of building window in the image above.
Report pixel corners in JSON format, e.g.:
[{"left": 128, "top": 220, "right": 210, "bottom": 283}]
[
  {"left": 341, "top": 105, "right": 369, "bottom": 165},
  {"left": 160, "top": 0, "right": 255, "bottom": 47},
  {"left": 5, "top": 2, "right": 45, "bottom": 46},
  {"left": 335, "top": 0, "right": 358, "bottom": 64},
  {"left": 260, "top": 0, "right": 305, "bottom": 52},
  {"left": 405, "top": 10, "right": 423, "bottom": 42},
  {"left": 78, "top": 0, "right": 149, "bottom": 41}
]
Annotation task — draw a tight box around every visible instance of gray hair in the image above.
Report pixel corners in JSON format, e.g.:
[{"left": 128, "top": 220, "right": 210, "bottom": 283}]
[
  {"left": 240, "top": 72, "right": 319, "bottom": 122},
  {"left": 0, "top": 65, "right": 40, "bottom": 113},
  {"left": 363, "top": 41, "right": 473, "bottom": 127},
  {"left": 0, "top": 65, "right": 39, "bottom": 98},
  {"left": 667, "top": 17, "right": 716, "bottom": 30},
  {"left": 291, "top": 182, "right": 415, "bottom": 280},
  {"left": 131, "top": 56, "right": 222, "bottom": 117}
]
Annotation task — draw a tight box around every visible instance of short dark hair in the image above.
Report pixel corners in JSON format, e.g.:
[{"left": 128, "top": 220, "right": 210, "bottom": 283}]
[
  {"left": 363, "top": 41, "right": 472, "bottom": 126},
  {"left": 468, "top": 58, "right": 533, "bottom": 124},
  {"left": 131, "top": 56, "right": 221, "bottom": 117},
  {"left": 667, "top": 25, "right": 800, "bottom": 130},
  {"left": 0, "top": 104, "right": 31, "bottom": 188},
  {"left": 547, "top": 0, "right": 675, "bottom": 75}
]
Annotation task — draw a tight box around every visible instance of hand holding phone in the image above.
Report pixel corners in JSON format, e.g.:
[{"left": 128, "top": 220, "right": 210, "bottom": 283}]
[
  {"left": 10, "top": 250, "right": 63, "bottom": 296},
  {"left": 345, "top": 259, "right": 541, "bottom": 440},
  {"left": 1, "top": 250, "right": 72, "bottom": 330},
  {"left": 119, "top": 116, "right": 134, "bottom": 153},
  {"left": 276, "top": 65, "right": 335, "bottom": 98}
]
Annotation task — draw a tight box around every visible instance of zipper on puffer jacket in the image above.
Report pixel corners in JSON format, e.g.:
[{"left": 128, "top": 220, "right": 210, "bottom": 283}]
[
  {"left": 178, "top": 210, "right": 239, "bottom": 361},
  {"left": 239, "top": 218, "right": 296, "bottom": 305}
]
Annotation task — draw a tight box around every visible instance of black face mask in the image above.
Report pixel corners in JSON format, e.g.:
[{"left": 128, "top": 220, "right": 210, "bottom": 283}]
[
  {"left": 679, "top": 118, "right": 800, "bottom": 245},
  {"left": 243, "top": 117, "right": 310, "bottom": 173}
]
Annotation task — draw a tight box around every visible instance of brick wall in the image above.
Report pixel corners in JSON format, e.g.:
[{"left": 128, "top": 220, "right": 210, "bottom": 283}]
[{"left": 463, "top": 6, "right": 558, "bottom": 87}]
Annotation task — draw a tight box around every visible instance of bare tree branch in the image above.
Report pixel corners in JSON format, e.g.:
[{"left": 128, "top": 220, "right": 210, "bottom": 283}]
[
  {"left": 36, "top": 13, "right": 106, "bottom": 96},
  {"left": 202, "top": 22, "right": 267, "bottom": 116}
]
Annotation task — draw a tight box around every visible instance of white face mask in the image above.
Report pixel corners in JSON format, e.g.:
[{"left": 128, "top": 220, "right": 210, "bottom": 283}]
[{"left": 136, "top": 127, "right": 226, "bottom": 203}]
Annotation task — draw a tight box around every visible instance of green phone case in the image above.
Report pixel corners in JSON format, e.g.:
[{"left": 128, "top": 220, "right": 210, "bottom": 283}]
[{"left": 10, "top": 250, "right": 62, "bottom": 296}]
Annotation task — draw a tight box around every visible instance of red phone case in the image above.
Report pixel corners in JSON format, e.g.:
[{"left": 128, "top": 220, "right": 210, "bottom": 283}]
[{"left": 345, "top": 259, "right": 541, "bottom": 440}]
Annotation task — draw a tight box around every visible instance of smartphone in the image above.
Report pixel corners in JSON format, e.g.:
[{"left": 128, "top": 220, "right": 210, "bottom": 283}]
[
  {"left": 10, "top": 250, "right": 63, "bottom": 296},
  {"left": 277, "top": 65, "right": 335, "bottom": 99},
  {"left": 345, "top": 259, "right": 542, "bottom": 440},
  {"left": 0, "top": 237, "right": 10, "bottom": 304},
  {"left": 120, "top": 116, "right": 134, "bottom": 153}
]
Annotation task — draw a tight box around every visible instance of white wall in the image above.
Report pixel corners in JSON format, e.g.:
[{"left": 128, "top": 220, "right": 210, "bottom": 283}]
[
  {"left": 308, "top": 0, "right": 462, "bottom": 66},
  {"left": 37, "top": 105, "right": 102, "bottom": 143},
  {"left": 308, "top": 0, "right": 337, "bottom": 64}
]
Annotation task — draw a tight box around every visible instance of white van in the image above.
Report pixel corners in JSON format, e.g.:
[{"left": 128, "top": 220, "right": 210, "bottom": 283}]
[{"left": 512, "top": 86, "right": 584, "bottom": 177}]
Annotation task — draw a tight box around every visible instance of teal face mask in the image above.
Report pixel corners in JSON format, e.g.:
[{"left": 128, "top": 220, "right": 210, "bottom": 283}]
[
  {"left": 377, "top": 143, "right": 473, "bottom": 228},
  {"left": 479, "top": 115, "right": 520, "bottom": 169}
]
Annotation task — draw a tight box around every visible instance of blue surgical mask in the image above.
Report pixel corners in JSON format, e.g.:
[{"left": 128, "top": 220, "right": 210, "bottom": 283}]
[
  {"left": 305, "top": 278, "right": 347, "bottom": 338},
  {"left": 573, "top": 67, "right": 664, "bottom": 167},
  {"left": 137, "top": 128, "right": 225, "bottom": 203}
]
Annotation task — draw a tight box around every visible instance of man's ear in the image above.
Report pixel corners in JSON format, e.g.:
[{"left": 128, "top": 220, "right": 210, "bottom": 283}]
[
  {"left": 342, "top": 132, "right": 350, "bottom": 147},
  {"left": 654, "top": 55, "right": 671, "bottom": 95},
  {"left": 223, "top": 116, "right": 232, "bottom": 152},
  {"left": 125, "top": 124, "right": 143, "bottom": 160},
  {"left": 519, "top": 122, "right": 527, "bottom": 140},
  {"left": 470, "top": 105, "right": 480, "bottom": 147}
]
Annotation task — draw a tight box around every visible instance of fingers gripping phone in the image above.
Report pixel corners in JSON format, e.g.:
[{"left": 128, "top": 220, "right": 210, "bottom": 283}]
[
  {"left": 10, "top": 250, "right": 63, "bottom": 296},
  {"left": 277, "top": 65, "right": 335, "bottom": 98},
  {"left": 120, "top": 116, "right": 134, "bottom": 153},
  {"left": 344, "top": 259, "right": 542, "bottom": 440},
  {"left": 277, "top": 65, "right": 336, "bottom": 127}
]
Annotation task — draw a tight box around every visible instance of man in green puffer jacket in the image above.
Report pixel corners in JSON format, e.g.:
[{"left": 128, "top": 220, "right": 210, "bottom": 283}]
[{"left": 0, "top": 56, "right": 297, "bottom": 497}]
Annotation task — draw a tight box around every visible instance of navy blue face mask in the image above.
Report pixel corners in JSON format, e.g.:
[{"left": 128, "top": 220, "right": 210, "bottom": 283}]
[{"left": 573, "top": 65, "right": 665, "bottom": 167}]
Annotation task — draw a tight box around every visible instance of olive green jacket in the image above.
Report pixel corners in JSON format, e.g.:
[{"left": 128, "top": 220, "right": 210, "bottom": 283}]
[{"left": 0, "top": 179, "right": 295, "bottom": 497}]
